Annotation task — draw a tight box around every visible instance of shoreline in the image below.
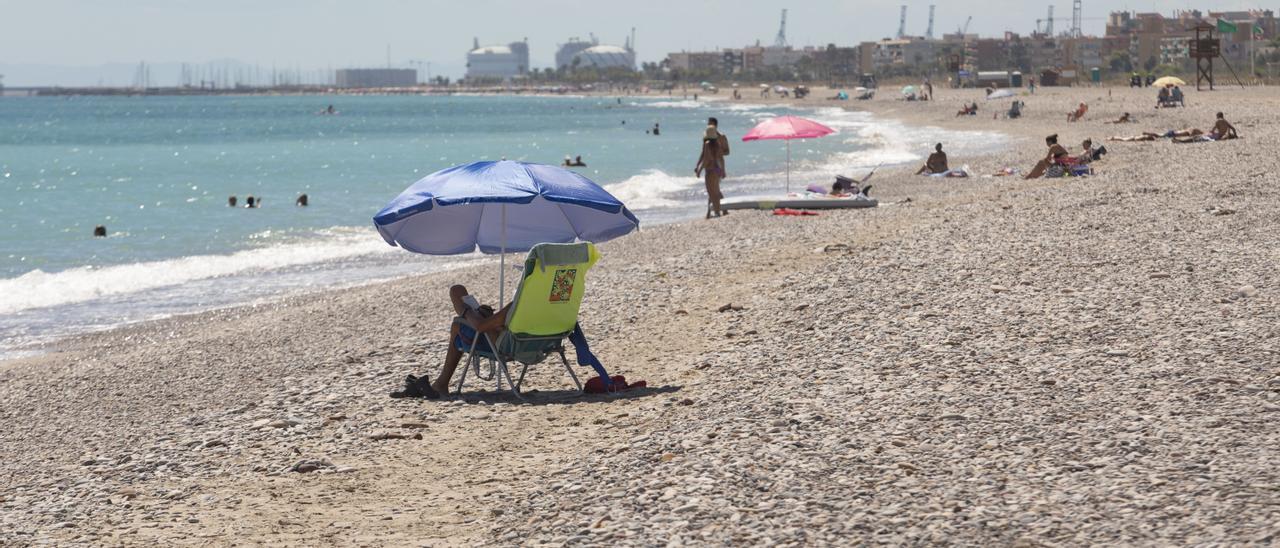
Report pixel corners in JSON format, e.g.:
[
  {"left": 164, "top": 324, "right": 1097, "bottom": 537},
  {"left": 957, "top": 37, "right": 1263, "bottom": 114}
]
[
  {"left": 4, "top": 85, "right": 1279, "bottom": 545},
  {"left": 0, "top": 93, "right": 1003, "bottom": 363}
]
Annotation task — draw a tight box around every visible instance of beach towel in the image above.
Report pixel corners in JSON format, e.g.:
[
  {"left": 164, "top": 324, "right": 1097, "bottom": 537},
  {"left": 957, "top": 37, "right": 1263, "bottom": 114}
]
[
  {"left": 569, "top": 323, "right": 612, "bottom": 387},
  {"left": 773, "top": 208, "right": 820, "bottom": 216},
  {"left": 584, "top": 375, "right": 647, "bottom": 394}
]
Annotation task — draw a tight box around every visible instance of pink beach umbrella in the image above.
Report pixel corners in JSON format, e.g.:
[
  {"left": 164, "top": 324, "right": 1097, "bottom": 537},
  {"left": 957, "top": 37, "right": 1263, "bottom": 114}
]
[{"left": 741, "top": 116, "right": 836, "bottom": 193}]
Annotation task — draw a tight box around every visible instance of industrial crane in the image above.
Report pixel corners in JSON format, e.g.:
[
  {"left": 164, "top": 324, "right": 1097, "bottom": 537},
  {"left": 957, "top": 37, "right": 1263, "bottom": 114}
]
[{"left": 957, "top": 16, "right": 972, "bottom": 36}]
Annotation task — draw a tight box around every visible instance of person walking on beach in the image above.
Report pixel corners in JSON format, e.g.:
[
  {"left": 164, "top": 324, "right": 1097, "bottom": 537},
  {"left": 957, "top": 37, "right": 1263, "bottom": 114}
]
[
  {"left": 696, "top": 125, "right": 728, "bottom": 219},
  {"left": 707, "top": 117, "right": 730, "bottom": 157}
]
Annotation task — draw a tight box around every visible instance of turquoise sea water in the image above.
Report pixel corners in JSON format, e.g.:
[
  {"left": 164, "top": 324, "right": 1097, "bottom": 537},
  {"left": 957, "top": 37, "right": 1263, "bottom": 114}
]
[{"left": 0, "top": 94, "right": 1004, "bottom": 356}]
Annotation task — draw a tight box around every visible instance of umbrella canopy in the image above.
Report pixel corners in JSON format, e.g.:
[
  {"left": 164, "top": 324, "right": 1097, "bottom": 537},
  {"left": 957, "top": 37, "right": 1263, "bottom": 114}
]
[
  {"left": 741, "top": 116, "right": 836, "bottom": 142},
  {"left": 374, "top": 160, "right": 639, "bottom": 255},
  {"left": 901, "top": 85, "right": 917, "bottom": 96},
  {"left": 740, "top": 116, "right": 836, "bottom": 194},
  {"left": 1152, "top": 76, "right": 1186, "bottom": 87},
  {"left": 986, "top": 88, "right": 1015, "bottom": 100}
]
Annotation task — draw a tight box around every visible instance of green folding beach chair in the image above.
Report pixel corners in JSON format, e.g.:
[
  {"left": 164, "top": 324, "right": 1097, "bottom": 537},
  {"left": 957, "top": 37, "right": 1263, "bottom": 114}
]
[{"left": 454, "top": 242, "right": 600, "bottom": 398}]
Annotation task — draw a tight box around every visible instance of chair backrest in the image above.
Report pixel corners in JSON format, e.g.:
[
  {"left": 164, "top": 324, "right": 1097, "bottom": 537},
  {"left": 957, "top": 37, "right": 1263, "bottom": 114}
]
[{"left": 505, "top": 242, "right": 599, "bottom": 337}]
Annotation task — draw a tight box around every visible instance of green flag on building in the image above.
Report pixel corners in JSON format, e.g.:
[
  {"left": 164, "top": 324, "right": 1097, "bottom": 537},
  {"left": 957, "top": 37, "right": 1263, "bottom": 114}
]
[{"left": 1217, "top": 19, "right": 1238, "bottom": 34}]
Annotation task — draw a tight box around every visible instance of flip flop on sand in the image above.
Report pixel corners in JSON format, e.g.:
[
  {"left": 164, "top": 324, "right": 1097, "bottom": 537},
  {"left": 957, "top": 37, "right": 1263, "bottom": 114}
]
[{"left": 390, "top": 374, "right": 440, "bottom": 400}]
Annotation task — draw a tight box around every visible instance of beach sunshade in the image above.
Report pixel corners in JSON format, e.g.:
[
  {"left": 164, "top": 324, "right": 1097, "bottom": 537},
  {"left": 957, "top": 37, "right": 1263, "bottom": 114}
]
[
  {"left": 374, "top": 160, "right": 639, "bottom": 303},
  {"left": 901, "top": 85, "right": 916, "bottom": 95},
  {"left": 741, "top": 116, "right": 836, "bottom": 194},
  {"left": 1151, "top": 76, "right": 1186, "bottom": 88},
  {"left": 986, "top": 88, "right": 1015, "bottom": 100},
  {"left": 759, "top": 83, "right": 770, "bottom": 89}
]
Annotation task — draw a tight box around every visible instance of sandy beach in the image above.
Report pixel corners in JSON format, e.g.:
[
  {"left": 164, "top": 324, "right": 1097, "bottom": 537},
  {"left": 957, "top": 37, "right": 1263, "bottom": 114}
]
[{"left": 2, "top": 85, "right": 1279, "bottom": 546}]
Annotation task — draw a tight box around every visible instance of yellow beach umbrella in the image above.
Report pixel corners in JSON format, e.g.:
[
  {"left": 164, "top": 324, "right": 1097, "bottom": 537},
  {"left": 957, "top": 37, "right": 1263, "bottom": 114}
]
[{"left": 1152, "top": 76, "right": 1187, "bottom": 87}]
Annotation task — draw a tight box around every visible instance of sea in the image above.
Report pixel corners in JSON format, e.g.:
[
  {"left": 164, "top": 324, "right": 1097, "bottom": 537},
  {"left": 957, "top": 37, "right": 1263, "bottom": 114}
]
[{"left": 0, "top": 93, "right": 1005, "bottom": 359}]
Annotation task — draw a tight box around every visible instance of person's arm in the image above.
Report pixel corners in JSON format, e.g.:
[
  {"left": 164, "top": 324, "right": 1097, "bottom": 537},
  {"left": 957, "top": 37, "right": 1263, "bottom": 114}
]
[
  {"left": 695, "top": 151, "right": 705, "bottom": 176},
  {"left": 465, "top": 304, "right": 510, "bottom": 337}
]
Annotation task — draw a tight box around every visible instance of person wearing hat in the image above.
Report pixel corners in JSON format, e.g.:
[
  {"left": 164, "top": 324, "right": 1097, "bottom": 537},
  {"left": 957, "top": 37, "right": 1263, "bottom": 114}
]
[{"left": 695, "top": 125, "right": 728, "bottom": 219}]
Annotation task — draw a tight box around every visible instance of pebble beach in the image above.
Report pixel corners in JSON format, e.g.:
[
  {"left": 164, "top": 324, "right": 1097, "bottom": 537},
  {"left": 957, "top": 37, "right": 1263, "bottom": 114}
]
[{"left": 2, "top": 85, "right": 1278, "bottom": 546}]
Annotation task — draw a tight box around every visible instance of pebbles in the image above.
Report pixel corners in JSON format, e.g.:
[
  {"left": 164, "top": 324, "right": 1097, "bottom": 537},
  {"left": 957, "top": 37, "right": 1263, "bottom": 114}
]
[{"left": 3, "top": 85, "right": 1279, "bottom": 546}]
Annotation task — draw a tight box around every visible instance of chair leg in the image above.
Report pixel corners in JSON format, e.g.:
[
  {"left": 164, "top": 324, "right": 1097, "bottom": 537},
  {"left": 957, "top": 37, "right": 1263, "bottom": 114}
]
[
  {"left": 455, "top": 353, "right": 473, "bottom": 395},
  {"left": 495, "top": 358, "right": 524, "bottom": 400},
  {"left": 559, "top": 350, "right": 584, "bottom": 394}
]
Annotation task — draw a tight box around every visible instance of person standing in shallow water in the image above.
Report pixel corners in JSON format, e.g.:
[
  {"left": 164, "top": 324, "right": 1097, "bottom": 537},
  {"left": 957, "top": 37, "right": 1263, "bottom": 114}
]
[{"left": 695, "top": 126, "right": 728, "bottom": 219}]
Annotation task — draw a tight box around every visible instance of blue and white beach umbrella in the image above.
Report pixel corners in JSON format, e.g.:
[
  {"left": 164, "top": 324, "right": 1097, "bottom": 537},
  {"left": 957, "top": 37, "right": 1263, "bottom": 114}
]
[{"left": 373, "top": 160, "right": 640, "bottom": 301}]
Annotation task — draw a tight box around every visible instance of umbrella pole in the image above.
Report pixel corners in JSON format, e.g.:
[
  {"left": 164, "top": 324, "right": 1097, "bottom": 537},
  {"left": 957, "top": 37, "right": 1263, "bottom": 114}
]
[
  {"left": 785, "top": 140, "right": 791, "bottom": 194},
  {"left": 499, "top": 204, "right": 507, "bottom": 306}
]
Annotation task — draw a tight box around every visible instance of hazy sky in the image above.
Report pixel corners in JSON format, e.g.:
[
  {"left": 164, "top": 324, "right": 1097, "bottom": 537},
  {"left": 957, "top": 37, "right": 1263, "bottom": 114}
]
[{"left": 0, "top": 0, "right": 1264, "bottom": 84}]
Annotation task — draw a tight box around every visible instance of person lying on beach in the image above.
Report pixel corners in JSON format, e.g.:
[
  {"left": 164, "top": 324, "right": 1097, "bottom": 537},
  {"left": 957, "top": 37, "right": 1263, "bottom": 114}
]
[
  {"left": 1105, "top": 112, "right": 1134, "bottom": 124},
  {"left": 1173, "top": 115, "right": 1237, "bottom": 143},
  {"left": 956, "top": 102, "right": 977, "bottom": 116},
  {"left": 1108, "top": 128, "right": 1205, "bottom": 142},
  {"left": 392, "top": 285, "right": 511, "bottom": 399},
  {"left": 1108, "top": 132, "right": 1161, "bottom": 142},
  {"left": 1024, "top": 134, "right": 1071, "bottom": 179},
  {"left": 1067, "top": 102, "right": 1088, "bottom": 122},
  {"left": 826, "top": 172, "right": 874, "bottom": 196},
  {"left": 915, "top": 143, "right": 949, "bottom": 175}
]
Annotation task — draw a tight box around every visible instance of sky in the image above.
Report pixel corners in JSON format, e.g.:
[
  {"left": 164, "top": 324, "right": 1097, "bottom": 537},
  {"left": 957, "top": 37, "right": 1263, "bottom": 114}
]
[{"left": 0, "top": 0, "right": 1269, "bottom": 85}]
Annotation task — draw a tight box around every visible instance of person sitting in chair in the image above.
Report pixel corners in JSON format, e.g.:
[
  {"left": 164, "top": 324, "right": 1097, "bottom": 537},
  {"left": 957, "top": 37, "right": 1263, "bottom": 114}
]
[
  {"left": 392, "top": 285, "right": 512, "bottom": 399},
  {"left": 1008, "top": 100, "right": 1024, "bottom": 119},
  {"left": 1067, "top": 102, "right": 1088, "bottom": 122}
]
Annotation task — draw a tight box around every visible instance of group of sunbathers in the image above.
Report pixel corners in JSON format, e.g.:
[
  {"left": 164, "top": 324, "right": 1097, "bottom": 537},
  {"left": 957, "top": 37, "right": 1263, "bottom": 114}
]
[
  {"left": 1024, "top": 134, "right": 1107, "bottom": 179},
  {"left": 1107, "top": 112, "right": 1239, "bottom": 144},
  {"left": 1157, "top": 85, "right": 1185, "bottom": 108}
]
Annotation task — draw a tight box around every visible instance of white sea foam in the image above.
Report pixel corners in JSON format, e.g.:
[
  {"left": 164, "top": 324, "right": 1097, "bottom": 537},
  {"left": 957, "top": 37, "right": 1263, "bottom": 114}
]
[
  {"left": 0, "top": 227, "right": 397, "bottom": 315},
  {"left": 636, "top": 100, "right": 704, "bottom": 109},
  {"left": 603, "top": 169, "right": 701, "bottom": 210}
]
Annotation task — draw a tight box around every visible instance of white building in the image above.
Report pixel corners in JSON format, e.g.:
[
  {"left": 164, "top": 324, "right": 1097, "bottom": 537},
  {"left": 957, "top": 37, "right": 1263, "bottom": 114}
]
[
  {"left": 555, "top": 38, "right": 596, "bottom": 70},
  {"left": 466, "top": 38, "right": 530, "bottom": 79},
  {"left": 573, "top": 45, "right": 636, "bottom": 70},
  {"left": 334, "top": 68, "right": 417, "bottom": 88}
]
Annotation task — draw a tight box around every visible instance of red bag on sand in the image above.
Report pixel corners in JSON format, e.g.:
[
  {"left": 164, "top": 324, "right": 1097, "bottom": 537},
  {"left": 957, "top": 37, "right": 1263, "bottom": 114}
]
[
  {"left": 772, "top": 208, "right": 819, "bottom": 216},
  {"left": 585, "top": 375, "right": 647, "bottom": 393}
]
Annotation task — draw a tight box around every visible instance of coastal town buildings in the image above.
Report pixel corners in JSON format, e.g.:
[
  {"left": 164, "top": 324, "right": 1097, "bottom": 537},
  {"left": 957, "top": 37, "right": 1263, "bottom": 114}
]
[
  {"left": 334, "top": 68, "right": 417, "bottom": 88},
  {"left": 466, "top": 38, "right": 530, "bottom": 80},
  {"left": 660, "top": 8, "right": 1278, "bottom": 84}
]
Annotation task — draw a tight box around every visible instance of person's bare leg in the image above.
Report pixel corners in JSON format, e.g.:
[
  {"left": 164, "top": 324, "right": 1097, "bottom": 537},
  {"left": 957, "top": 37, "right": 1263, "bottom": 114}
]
[
  {"left": 432, "top": 322, "right": 464, "bottom": 395},
  {"left": 1024, "top": 159, "right": 1049, "bottom": 179}
]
